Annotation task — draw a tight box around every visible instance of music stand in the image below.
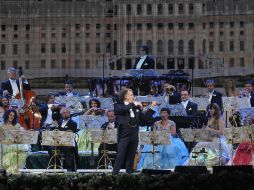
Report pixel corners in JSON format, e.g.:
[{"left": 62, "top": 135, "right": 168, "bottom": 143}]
[
  {"left": 0, "top": 129, "right": 39, "bottom": 173},
  {"left": 139, "top": 130, "right": 169, "bottom": 169},
  {"left": 41, "top": 130, "right": 75, "bottom": 170},
  {"left": 90, "top": 129, "right": 117, "bottom": 169}
]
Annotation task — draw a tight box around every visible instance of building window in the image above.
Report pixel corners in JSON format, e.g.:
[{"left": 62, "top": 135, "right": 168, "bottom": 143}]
[
  {"left": 26, "top": 34, "right": 30, "bottom": 39},
  {"left": 220, "top": 31, "right": 224, "bottom": 36},
  {"left": 86, "top": 24, "right": 90, "bottom": 30},
  {"left": 219, "top": 41, "right": 224, "bottom": 52},
  {"left": 51, "top": 60, "right": 56, "bottom": 69},
  {"left": 147, "top": 23, "right": 152, "bottom": 30},
  {"left": 230, "top": 41, "right": 234, "bottom": 52},
  {"left": 106, "top": 43, "right": 111, "bottom": 53},
  {"left": 202, "top": 39, "right": 206, "bottom": 53},
  {"left": 157, "top": 23, "right": 164, "bottom": 30},
  {"left": 188, "top": 40, "right": 194, "bottom": 54},
  {"left": 1, "top": 44, "right": 5, "bottom": 54},
  {"left": 41, "top": 33, "right": 46, "bottom": 38},
  {"left": 85, "top": 59, "right": 90, "bottom": 69},
  {"left": 13, "top": 61, "right": 18, "bottom": 68},
  {"left": 209, "top": 41, "right": 214, "bottom": 52},
  {"left": 168, "top": 23, "right": 174, "bottom": 30},
  {"left": 62, "top": 43, "right": 66, "bottom": 53},
  {"left": 75, "top": 24, "right": 80, "bottom": 30},
  {"left": 25, "top": 61, "right": 30, "bottom": 69},
  {"left": 230, "top": 31, "right": 234, "bottom": 36},
  {"left": 209, "top": 22, "right": 214, "bottom": 29},
  {"left": 137, "top": 4, "right": 142, "bottom": 15},
  {"left": 1, "top": 34, "right": 6, "bottom": 39},
  {"left": 240, "top": 30, "right": 244, "bottom": 36},
  {"left": 25, "top": 44, "right": 30, "bottom": 55},
  {"left": 189, "top": 3, "right": 194, "bottom": 15},
  {"left": 51, "top": 43, "right": 56, "bottom": 53},
  {"left": 41, "top": 43, "right": 46, "bottom": 53},
  {"left": 189, "top": 23, "right": 194, "bottom": 29},
  {"left": 75, "top": 60, "right": 80, "bottom": 69},
  {"left": 240, "top": 57, "right": 245, "bottom": 67},
  {"left": 13, "top": 25, "right": 18, "bottom": 31},
  {"left": 75, "top": 43, "right": 80, "bottom": 54},
  {"left": 126, "top": 40, "right": 132, "bottom": 54},
  {"left": 168, "top": 4, "right": 174, "bottom": 15},
  {"left": 1, "top": 61, "right": 5, "bottom": 70},
  {"left": 147, "top": 40, "right": 153, "bottom": 54},
  {"left": 136, "top": 40, "right": 143, "bottom": 54},
  {"left": 96, "top": 24, "right": 101, "bottom": 30},
  {"left": 167, "top": 58, "right": 175, "bottom": 69},
  {"left": 157, "top": 40, "right": 164, "bottom": 55},
  {"left": 229, "top": 58, "right": 234, "bottom": 67},
  {"left": 62, "top": 33, "right": 66, "bottom": 38},
  {"left": 158, "top": 4, "right": 163, "bottom": 15},
  {"left": 240, "top": 41, "right": 245, "bottom": 51},
  {"left": 203, "top": 23, "right": 206, "bottom": 29},
  {"left": 137, "top": 23, "right": 142, "bottom": 30},
  {"left": 114, "top": 40, "right": 117, "bottom": 55},
  {"left": 40, "top": 60, "right": 46, "bottom": 68},
  {"left": 240, "top": 21, "right": 244, "bottom": 28},
  {"left": 86, "top": 33, "right": 90, "bottom": 37},
  {"left": 126, "top": 4, "right": 131, "bottom": 15},
  {"left": 178, "top": 4, "right": 184, "bottom": 14},
  {"left": 219, "top": 22, "right": 224, "bottom": 29},
  {"left": 178, "top": 23, "right": 184, "bottom": 30},
  {"left": 209, "top": 32, "right": 214, "bottom": 36},
  {"left": 13, "top": 44, "right": 18, "bottom": 55},
  {"left": 61, "top": 60, "right": 66, "bottom": 69},
  {"left": 168, "top": 40, "right": 174, "bottom": 55},
  {"left": 126, "top": 24, "right": 131, "bottom": 31},
  {"left": 106, "top": 33, "right": 111, "bottom": 38},
  {"left": 86, "top": 43, "right": 90, "bottom": 53},
  {"left": 13, "top": 34, "right": 18, "bottom": 39},
  {"left": 178, "top": 40, "right": 184, "bottom": 55},
  {"left": 106, "top": 24, "right": 111, "bottom": 30},
  {"left": 1, "top": 25, "right": 6, "bottom": 31},
  {"left": 96, "top": 43, "right": 101, "bottom": 53},
  {"left": 147, "top": 4, "right": 152, "bottom": 15},
  {"left": 51, "top": 33, "right": 56, "bottom": 38},
  {"left": 75, "top": 33, "right": 80, "bottom": 38},
  {"left": 230, "top": 22, "right": 234, "bottom": 28}
]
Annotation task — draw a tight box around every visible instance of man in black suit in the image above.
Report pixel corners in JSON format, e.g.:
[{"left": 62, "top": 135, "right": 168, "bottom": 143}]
[
  {"left": 245, "top": 80, "right": 254, "bottom": 107},
  {"left": 1, "top": 67, "right": 30, "bottom": 97},
  {"left": 205, "top": 79, "right": 223, "bottom": 113},
  {"left": 133, "top": 45, "right": 155, "bottom": 69},
  {"left": 97, "top": 110, "right": 117, "bottom": 167},
  {"left": 48, "top": 107, "right": 79, "bottom": 171},
  {"left": 180, "top": 90, "right": 198, "bottom": 116},
  {"left": 58, "top": 80, "right": 78, "bottom": 97},
  {"left": 112, "top": 88, "right": 151, "bottom": 174},
  {"left": 161, "top": 82, "right": 181, "bottom": 105}
]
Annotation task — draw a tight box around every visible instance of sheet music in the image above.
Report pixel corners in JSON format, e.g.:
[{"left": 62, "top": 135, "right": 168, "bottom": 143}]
[
  {"left": 223, "top": 126, "right": 254, "bottom": 143},
  {"left": 90, "top": 129, "right": 117, "bottom": 144},
  {"left": 0, "top": 130, "right": 39, "bottom": 145},
  {"left": 41, "top": 130, "right": 75, "bottom": 147},
  {"left": 179, "top": 128, "right": 216, "bottom": 142},
  {"left": 139, "top": 131, "right": 169, "bottom": 145}
]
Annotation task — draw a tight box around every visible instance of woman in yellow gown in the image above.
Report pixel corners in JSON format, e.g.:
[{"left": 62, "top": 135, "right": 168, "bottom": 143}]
[{"left": 0, "top": 109, "right": 27, "bottom": 173}]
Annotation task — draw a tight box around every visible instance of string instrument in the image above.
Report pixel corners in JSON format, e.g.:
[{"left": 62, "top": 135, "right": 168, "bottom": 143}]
[{"left": 15, "top": 66, "right": 41, "bottom": 129}]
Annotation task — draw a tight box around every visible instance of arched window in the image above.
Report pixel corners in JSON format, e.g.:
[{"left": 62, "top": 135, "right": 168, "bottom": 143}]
[
  {"left": 157, "top": 40, "right": 164, "bottom": 55},
  {"left": 158, "top": 4, "right": 163, "bottom": 15},
  {"left": 168, "top": 40, "right": 174, "bottom": 55},
  {"left": 188, "top": 40, "right": 194, "bottom": 54},
  {"left": 189, "top": 3, "right": 194, "bottom": 15},
  {"left": 202, "top": 39, "right": 206, "bottom": 53},
  {"left": 178, "top": 4, "right": 184, "bottom": 14},
  {"left": 147, "top": 4, "right": 152, "bottom": 15},
  {"left": 168, "top": 4, "right": 174, "bottom": 15},
  {"left": 137, "top": 4, "right": 142, "bottom": 15},
  {"left": 126, "top": 4, "right": 131, "bottom": 15},
  {"left": 136, "top": 40, "right": 143, "bottom": 54},
  {"left": 147, "top": 40, "right": 153, "bottom": 54},
  {"left": 126, "top": 40, "right": 132, "bottom": 54},
  {"left": 178, "top": 40, "right": 184, "bottom": 55}
]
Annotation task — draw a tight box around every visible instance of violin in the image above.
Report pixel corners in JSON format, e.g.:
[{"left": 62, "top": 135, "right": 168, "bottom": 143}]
[{"left": 15, "top": 66, "right": 42, "bottom": 129}]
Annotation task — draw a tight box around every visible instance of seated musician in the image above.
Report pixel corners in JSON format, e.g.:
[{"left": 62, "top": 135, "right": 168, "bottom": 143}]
[
  {"left": 1, "top": 67, "right": 30, "bottom": 97},
  {"left": 180, "top": 90, "right": 198, "bottom": 116},
  {"left": 137, "top": 108, "right": 189, "bottom": 170},
  {"left": 0, "top": 109, "right": 27, "bottom": 173},
  {"left": 0, "top": 96, "right": 10, "bottom": 118},
  {"left": 84, "top": 98, "right": 105, "bottom": 116},
  {"left": 39, "top": 93, "right": 62, "bottom": 129},
  {"left": 187, "top": 103, "right": 232, "bottom": 167},
  {"left": 97, "top": 110, "right": 117, "bottom": 167},
  {"left": 58, "top": 80, "right": 78, "bottom": 97},
  {"left": 48, "top": 107, "right": 79, "bottom": 171},
  {"left": 161, "top": 82, "right": 181, "bottom": 105},
  {"left": 133, "top": 45, "right": 155, "bottom": 70}
]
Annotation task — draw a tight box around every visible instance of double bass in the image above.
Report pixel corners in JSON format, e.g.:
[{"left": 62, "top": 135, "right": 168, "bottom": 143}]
[{"left": 15, "top": 66, "right": 41, "bottom": 129}]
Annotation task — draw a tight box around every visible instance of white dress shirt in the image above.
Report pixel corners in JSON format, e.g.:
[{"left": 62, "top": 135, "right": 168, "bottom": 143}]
[
  {"left": 44, "top": 107, "right": 53, "bottom": 125},
  {"left": 61, "top": 119, "right": 69, "bottom": 128},
  {"left": 9, "top": 79, "right": 19, "bottom": 96},
  {"left": 208, "top": 90, "right": 214, "bottom": 103},
  {"left": 66, "top": 92, "right": 74, "bottom": 97},
  {"left": 107, "top": 122, "right": 115, "bottom": 130},
  {"left": 181, "top": 100, "right": 189, "bottom": 109},
  {"left": 136, "top": 55, "right": 147, "bottom": 69},
  {"left": 124, "top": 101, "right": 135, "bottom": 118}
]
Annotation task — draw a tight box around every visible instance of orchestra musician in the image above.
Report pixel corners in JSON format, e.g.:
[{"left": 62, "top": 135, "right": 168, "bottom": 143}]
[
  {"left": 244, "top": 80, "right": 254, "bottom": 107},
  {"left": 58, "top": 80, "right": 78, "bottom": 97},
  {"left": 133, "top": 45, "right": 155, "bottom": 70},
  {"left": 84, "top": 98, "right": 105, "bottom": 116},
  {"left": 180, "top": 90, "right": 198, "bottom": 116},
  {"left": 161, "top": 82, "right": 181, "bottom": 105},
  {"left": 112, "top": 88, "right": 153, "bottom": 174},
  {"left": 48, "top": 107, "right": 79, "bottom": 172},
  {"left": 1, "top": 67, "right": 31, "bottom": 97}
]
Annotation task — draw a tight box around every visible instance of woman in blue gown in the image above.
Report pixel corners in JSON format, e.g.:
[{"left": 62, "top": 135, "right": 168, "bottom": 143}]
[{"left": 137, "top": 108, "right": 189, "bottom": 170}]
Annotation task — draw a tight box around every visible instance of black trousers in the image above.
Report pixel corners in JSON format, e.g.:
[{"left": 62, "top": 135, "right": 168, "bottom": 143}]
[{"left": 112, "top": 134, "right": 138, "bottom": 174}]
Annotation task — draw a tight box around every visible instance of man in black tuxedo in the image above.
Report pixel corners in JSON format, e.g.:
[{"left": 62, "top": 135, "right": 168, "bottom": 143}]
[
  {"left": 112, "top": 88, "right": 152, "bottom": 174},
  {"left": 1, "top": 67, "right": 30, "bottom": 97},
  {"left": 133, "top": 45, "right": 155, "bottom": 69},
  {"left": 58, "top": 80, "right": 78, "bottom": 97},
  {"left": 97, "top": 110, "right": 118, "bottom": 167},
  {"left": 205, "top": 79, "right": 223, "bottom": 113},
  {"left": 180, "top": 90, "right": 198, "bottom": 116},
  {"left": 48, "top": 107, "right": 79, "bottom": 171},
  {"left": 245, "top": 80, "right": 254, "bottom": 107},
  {"left": 161, "top": 82, "right": 181, "bottom": 105}
]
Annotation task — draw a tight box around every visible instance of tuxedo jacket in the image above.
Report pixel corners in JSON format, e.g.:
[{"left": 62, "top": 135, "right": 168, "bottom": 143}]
[
  {"left": 210, "top": 90, "right": 223, "bottom": 112},
  {"left": 56, "top": 119, "right": 78, "bottom": 133},
  {"left": 250, "top": 91, "right": 254, "bottom": 107},
  {"left": 101, "top": 121, "right": 118, "bottom": 130},
  {"left": 114, "top": 102, "right": 153, "bottom": 138},
  {"left": 1, "top": 79, "right": 31, "bottom": 96},
  {"left": 162, "top": 91, "right": 181, "bottom": 105},
  {"left": 39, "top": 104, "right": 61, "bottom": 126},
  {"left": 185, "top": 101, "right": 198, "bottom": 116},
  {"left": 133, "top": 56, "right": 155, "bottom": 69}
]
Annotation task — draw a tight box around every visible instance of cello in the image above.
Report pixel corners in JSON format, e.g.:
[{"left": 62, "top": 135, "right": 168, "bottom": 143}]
[{"left": 15, "top": 66, "right": 41, "bottom": 129}]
